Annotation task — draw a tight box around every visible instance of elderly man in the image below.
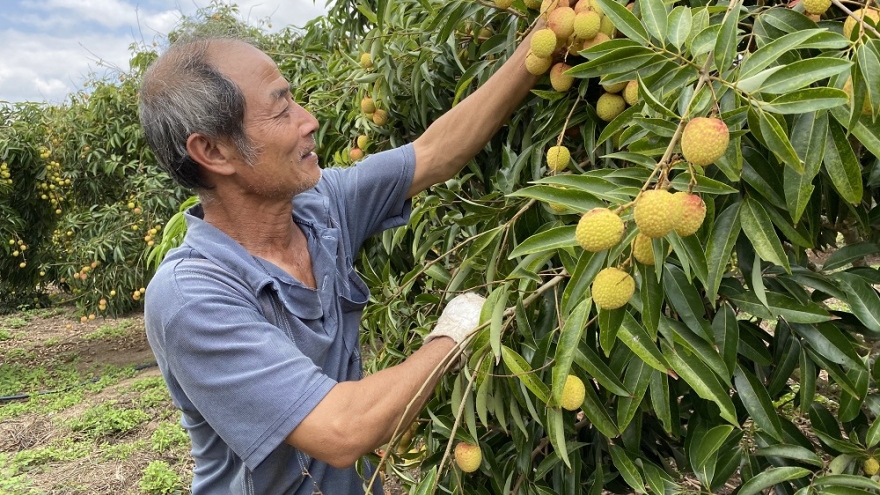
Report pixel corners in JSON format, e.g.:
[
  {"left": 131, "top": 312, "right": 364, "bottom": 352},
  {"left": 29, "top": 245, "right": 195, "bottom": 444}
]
[{"left": 139, "top": 22, "right": 539, "bottom": 495}]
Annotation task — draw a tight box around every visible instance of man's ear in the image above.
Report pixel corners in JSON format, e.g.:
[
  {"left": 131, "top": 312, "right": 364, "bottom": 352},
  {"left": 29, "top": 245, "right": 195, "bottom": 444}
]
[{"left": 186, "top": 133, "right": 238, "bottom": 177}]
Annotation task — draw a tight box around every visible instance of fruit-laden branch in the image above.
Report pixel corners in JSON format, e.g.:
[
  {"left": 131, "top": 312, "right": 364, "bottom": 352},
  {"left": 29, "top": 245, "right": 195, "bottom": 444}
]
[{"left": 831, "top": 0, "right": 880, "bottom": 38}]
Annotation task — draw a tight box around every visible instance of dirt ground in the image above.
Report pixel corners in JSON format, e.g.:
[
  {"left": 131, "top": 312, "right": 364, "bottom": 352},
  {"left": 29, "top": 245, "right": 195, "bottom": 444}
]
[{"left": 0, "top": 305, "right": 406, "bottom": 494}]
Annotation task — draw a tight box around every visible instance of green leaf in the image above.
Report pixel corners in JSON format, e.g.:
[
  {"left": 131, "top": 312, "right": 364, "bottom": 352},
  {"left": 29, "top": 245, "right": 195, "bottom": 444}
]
[
  {"left": 480, "top": 284, "right": 509, "bottom": 363},
  {"left": 786, "top": 110, "right": 827, "bottom": 223},
  {"left": 616, "top": 359, "right": 651, "bottom": 431},
  {"left": 566, "top": 47, "right": 657, "bottom": 79},
  {"left": 693, "top": 425, "right": 734, "bottom": 483},
  {"left": 823, "top": 243, "right": 880, "bottom": 271},
  {"left": 638, "top": 263, "right": 662, "bottom": 337},
  {"left": 635, "top": 73, "right": 679, "bottom": 119},
  {"left": 594, "top": 0, "right": 650, "bottom": 46},
  {"left": 508, "top": 226, "right": 578, "bottom": 259},
  {"left": 546, "top": 408, "right": 571, "bottom": 468},
  {"left": 650, "top": 370, "right": 673, "bottom": 434},
  {"left": 597, "top": 106, "right": 643, "bottom": 146},
  {"left": 509, "top": 185, "right": 604, "bottom": 213},
  {"left": 734, "top": 366, "right": 785, "bottom": 442},
  {"left": 755, "top": 444, "right": 824, "bottom": 467},
  {"left": 741, "top": 197, "right": 791, "bottom": 273},
  {"left": 813, "top": 474, "right": 880, "bottom": 491},
  {"left": 552, "top": 298, "right": 591, "bottom": 406},
  {"left": 738, "top": 467, "right": 812, "bottom": 495},
  {"left": 764, "top": 88, "right": 849, "bottom": 114},
  {"left": 714, "top": 2, "right": 740, "bottom": 72},
  {"left": 501, "top": 345, "right": 550, "bottom": 404},
  {"left": 609, "top": 445, "right": 646, "bottom": 494},
  {"left": 713, "top": 303, "right": 739, "bottom": 376},
  {"left": 581, "top": 378, "right": 620, "bottom": 437},
  {"left": 412, "top": 466, "right": 437, "bottom": 495},
  {"left": 573, "top": 345, "right": 630, "bottom": 396},
  {"left": 725, "top": 291, "right": 832, "bottom": 324},
  {"left": 824, "top": 123, "right": 864, "bottom": 205},
  {"left": 599, "top": 307, "right": 625, "bottom": 356},
  {"left": 662, "top": 342, "right": 738, "bottom": 426},
  {"left": 831, "top": 106, "right": 880, "bottom": 158},
  {"left": 639, "top": 0, "right": 668, "bottom": 44},
  {"left": 757, "top": 58, "right": 851, "bottom": 95},
  {"left": 791, "top": 323, "right": 864, "bottom": 370},
  {"left": 661, "top": 317, "right": 730, "bottom": 385},
  {"left": 669, "top": 173, "right": 739, "bottom": 195},
  {"left": 667, "top": 6, "right": 692, "bottom": 51},
  {"left": 562, "top": 250, "right": 607, "bottom": 314},
  {"left": 867, "top": 412, "right": 880, "bottom": 448},
  {"left": 835, "top": 272, "right": 880, "bottom": 334},
  {"left": 663, "top": 265, "right": 713, "bottom": 342},
  {"left": 740, "top": 29, "right": 827, "bottom": 78},
  {"left": 706, "top": 201, "right": 742, "bottom": 304},
  {"left": 756, "top": 110, "right": 803, "bottom": 173},
  {"left": 620, "top": 313, "right": 670, "bottom": 374}
]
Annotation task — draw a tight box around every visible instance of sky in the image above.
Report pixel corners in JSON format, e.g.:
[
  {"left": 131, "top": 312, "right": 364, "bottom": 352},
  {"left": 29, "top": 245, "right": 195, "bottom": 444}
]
[{"left": 0, "top": 0, "right": 328, "bottom": 104}]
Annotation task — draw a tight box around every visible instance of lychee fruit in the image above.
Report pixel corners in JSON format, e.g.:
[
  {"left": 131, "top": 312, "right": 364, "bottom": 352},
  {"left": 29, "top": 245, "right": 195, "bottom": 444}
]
[
  {"left": 843, "top": 8, "right": 880, "bottom": 40},
  {"left": 592, "top": 267, "right": 635, "bottom": 310},
  {"left": 573, "top": 11, "right": 602, "bottom": 39},
  {"left": 540, "top": 0, "right": 569, "bottom": 14},
  {"left": 631, "top": 233, "right": 653, "bottom": 265},
  {"left": 634, "top": 189, "right": 681, "bottom": 238},
  {"left": 574, "top": 0, "right": 592, "bottom": 14},
  {"left": 349, "top": 148, "right": 364, "bottom": 161},
  {"left": 680, "top": 117, "right": 730, "bottom": 166},
  {"left": 802, "top": 0, "right": 830, "bottom": 15},
  {"left": 575, "top": 207, "right": 624, "bottom": 251},
  {"left": 454, "top": 442, "right": 483, "bottom": 473},
  {"left": 546, "top": 145, "right": 571, "bottom": 171},
  {"left": 357, "top": 134, "right": 370, "bottom": 149},
  {"left": 360, "top": 97, "right": 376, "bottom": 114},
  {"left": 525, "top": 51, "right": 553, "bottom": 75},
  {"left": 843, "top": 77, "right": 873, "bottom": 116},
  {"left": 623, "top": 80, "right": 639, "bottom": 106},
  {"left": 549, "top": 7, "right": 577, "bottom": 39},
  {"left": 359, "top": 52, "right": 372, "bottom": 69},
  {"left": 864, "top": 458, "right": 880, "bottom": 476},
  {"left": 673, "top": 192, "right": 707, "bottom": 237},
  {"left": 596, "top": 92, "right": 626, "bottom": 122},
  {"left": 550, "top": 63, "right": 574, "bottom": 92},
  {"left": 601, "top": 80, "right": 627, "bottom": 93},
  {"left": 372, "top": 109, "right": 388, "bottom": 126},
  {"left": 582, "top": 32, "right": 610, "bottom": 49},
  {"left": 530, "top": 28, "right": 559, "bottom": 58},
  {"left": 560, "top": 375, "right": 586, "bottom": 410},
  {"left": 599, "top": 15, "right": 616, "bottom": 37},
  {"left": 495, "top": 0, "right": 514, "bottom": 8}
]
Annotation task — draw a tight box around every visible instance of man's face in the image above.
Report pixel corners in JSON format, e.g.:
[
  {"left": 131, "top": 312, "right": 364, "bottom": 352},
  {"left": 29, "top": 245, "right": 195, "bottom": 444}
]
[{"left": 210, "top": 41, "right": 321, "bottom": 198}]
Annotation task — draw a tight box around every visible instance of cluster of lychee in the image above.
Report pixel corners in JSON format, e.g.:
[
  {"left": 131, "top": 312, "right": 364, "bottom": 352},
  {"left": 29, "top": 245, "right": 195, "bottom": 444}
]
[
  {"left": 0, "top": 162, "right": 11, "bottom": 185},
  {"left": 8, "top": 238, "right": 28, "bottom": 268},
  {"left": 353, "top": 90, "right": 385, "bottom": 162},
  {"left": 567, "top": 116, "right": 728, "bottom": 311}
]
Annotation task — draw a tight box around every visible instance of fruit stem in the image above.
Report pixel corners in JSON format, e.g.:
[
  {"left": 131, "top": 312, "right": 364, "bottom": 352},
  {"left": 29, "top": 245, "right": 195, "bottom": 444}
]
[{"left": 557, "top": 97, "right": 582, "bottom": 148}]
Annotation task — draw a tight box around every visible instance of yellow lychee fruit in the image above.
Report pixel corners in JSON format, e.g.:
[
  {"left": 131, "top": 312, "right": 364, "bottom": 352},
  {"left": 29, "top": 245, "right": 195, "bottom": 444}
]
[
  {"left": 360, "top": 97, "right": 376, "bottom": 114},
  {"left": 560, "top": 375, "right": 586, "bottom": 410},
  {"left": 573, "top": 11, "right": 601, "bottom": 39},
  {"left": 623, "top": 80, "right": 639, "bottom": 106},
  {"left": 843, "top": 77, "right": 873, "bottom": 116},
  {"left": 549, "top": 7, "right": 577, "bottom": 40},
  {"left": 525, "top": 51, "right": 553, "bottom": 75},
  {"left": 359, "top": 52, "right": 373, "bottom": 69},
  {"left": 596, "top": 92, "right": 626, "bottom": 122},
  {"left": 372, "top": 109, "right": 388, "bottom": 126},
  {"left": 592, "top": 267, "right": 635, "bottom": 310},
  {"left": 680, "top": 117, "right": 730, "bottom": 166},
  {"left": 673, "top": 192, "right": 707, "bottom": 237},
  {"left": 864, "top": 458, "right": 880, "bottom": 476},
  {"left": 631, "top": 233, "right": 657, "bottom": 265},
  {"left": 634, "top": 189, "right": 681, "bottom": 238},
  {"left": 582, "top": 32, "right": 610, "bottom": 50},
  {"left": 530, "top": 29, "right": 559, "bottom": 58},
  {"left": 495, "top": 0, "right": 513, "bottom": 8},
  {"left": 524, "top": 0, "right": 543, "bottom": 9},
  {"left": 357, "top": 134, "right": 369, "bottom": 149},
  {"left": 349, "top": 148, "right": 365, "bottom": 161},
  {"left": 802, "top": 0, "right": 830, "bottom": 15},
  {"left": 599, "top": 14, "right": 616, "bottom": 37},
  {"left": 574, "top": 0, "right": 592, "bottom": 14},
  {"left": 601, "top": 80, "right": 627, "bottom": 93},
  {"left": 550, "top": 63, "right": 574, "bottom": 92},
  {"left": 591, "top": 0, "right": 604, "bottom": 15},
  {"left": 843, "top": 8, "right": 880, "bottom": 40},
  {"left": 454, "top": 442, "right": 483, "bottom": 473},
  {"left": 546, "top": 145, "right": 571, "bottom": 171},
  {"left": 477, "top": 27, "right": 493, "bottom": 42},
  {"left": 540, "top": 0, "right": 569, "bottom": 14},
  {"left": 575, "top": 207, "right": 624, "bottom": 251}
]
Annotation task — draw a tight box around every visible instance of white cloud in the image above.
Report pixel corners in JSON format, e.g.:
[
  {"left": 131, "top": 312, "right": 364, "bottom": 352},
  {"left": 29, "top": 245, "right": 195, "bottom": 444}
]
[{"left": 0, "top": 0, "right": 327, "bottom": 103}]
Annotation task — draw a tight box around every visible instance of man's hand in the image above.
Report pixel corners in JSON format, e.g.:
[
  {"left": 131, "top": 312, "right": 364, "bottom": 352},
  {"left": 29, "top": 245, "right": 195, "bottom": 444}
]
[{"left": 424, "top": 292, "right": 487, "bottom": 345}]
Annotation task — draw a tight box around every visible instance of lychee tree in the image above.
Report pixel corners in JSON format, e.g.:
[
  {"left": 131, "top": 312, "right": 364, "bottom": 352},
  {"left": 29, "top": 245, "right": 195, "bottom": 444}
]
[{"left": 276, "top": 0, "right": 880, "bottom": 492}]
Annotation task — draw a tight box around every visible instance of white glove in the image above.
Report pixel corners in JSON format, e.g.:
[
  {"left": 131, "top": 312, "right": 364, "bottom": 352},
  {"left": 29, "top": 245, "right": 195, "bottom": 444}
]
[{"left": 424, "top": 292, "right": 486, "bottom": 345}]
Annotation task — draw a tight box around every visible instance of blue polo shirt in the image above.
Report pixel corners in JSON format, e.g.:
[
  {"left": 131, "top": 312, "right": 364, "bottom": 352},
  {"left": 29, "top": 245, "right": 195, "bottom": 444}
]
[{"left": 144, "top": 144, "right": 416, "bottom": 495}]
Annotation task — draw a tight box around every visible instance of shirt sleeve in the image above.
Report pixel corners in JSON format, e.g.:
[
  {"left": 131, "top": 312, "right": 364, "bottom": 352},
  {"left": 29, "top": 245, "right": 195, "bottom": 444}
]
[
  {"left": 155, "top": 261, "right": 335, "bottom": 470},
  {"left": 320, "top": 144, "right": 416, "bottom": 254}
]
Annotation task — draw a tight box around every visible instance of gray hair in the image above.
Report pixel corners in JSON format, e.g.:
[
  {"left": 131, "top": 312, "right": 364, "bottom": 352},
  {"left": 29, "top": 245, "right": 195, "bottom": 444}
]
[{"left": 138, "top": 36, "right": 258, "bottom": 189}]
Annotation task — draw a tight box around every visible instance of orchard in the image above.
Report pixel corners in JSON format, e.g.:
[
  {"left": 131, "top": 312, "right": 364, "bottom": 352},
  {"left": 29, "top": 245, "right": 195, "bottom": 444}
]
[{"left": 3, "top": 0, "right": 880, "bottom": 493}]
